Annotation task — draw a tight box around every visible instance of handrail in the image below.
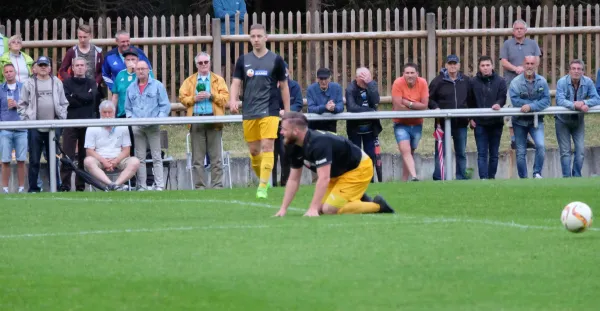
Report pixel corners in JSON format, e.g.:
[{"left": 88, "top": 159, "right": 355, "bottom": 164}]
[
  {"left": 436, "top": 26, "right": 600, "bottom": 37},
  {"left": 2, "top": 107, "right": 598, "bottom": 130},
  {"left": 10, "top": 106, "right": 598, "bottom": 193},
  {"left": 221, "top": 31, "right": 428, "bottom": 42},
  {"left": 20, "top": 36, "right": 214, "bottom": 48},
  {"left": 169, "top": 91, "right": 560, "bottom": 112}
]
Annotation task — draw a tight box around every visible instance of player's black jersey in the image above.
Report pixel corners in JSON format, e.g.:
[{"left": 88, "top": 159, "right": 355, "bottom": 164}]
[
  {"left": 287, "top": 129, "right": 364, "bottom": 177},
  {"left": 232, "top": 51, "right": 287, "bottom": 120}
]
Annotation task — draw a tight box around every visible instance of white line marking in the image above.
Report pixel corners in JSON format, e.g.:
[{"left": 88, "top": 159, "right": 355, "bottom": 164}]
[
  {"left": 5, "top": 197, "right": 305, "bottom": 211},
  {"left": 1, "top": 216, "right": 596, "bottom": 239},
  {"left": 2, "top": 197, "right": 597, "bottom": 239}
]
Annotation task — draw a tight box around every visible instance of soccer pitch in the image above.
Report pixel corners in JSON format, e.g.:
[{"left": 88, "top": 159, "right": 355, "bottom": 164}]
[{"left": 1, "top": 179, "right": 599, "bottom": 310}]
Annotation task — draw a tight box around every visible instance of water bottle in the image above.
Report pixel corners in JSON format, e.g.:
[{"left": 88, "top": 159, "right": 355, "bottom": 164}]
[
  {"left": 196, "top": 81, "right": 206, "bottom": 93},
  {"left": 6, "top": 90, "right": 15, "bottom": 109}
]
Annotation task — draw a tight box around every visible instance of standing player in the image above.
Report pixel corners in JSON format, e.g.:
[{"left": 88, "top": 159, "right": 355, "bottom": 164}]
[
  {"left": 229, "top": 24, "right": 290, "bottom": 199},
  {"left": 274, "top": 112, "right": 394, "bottom": 217}
]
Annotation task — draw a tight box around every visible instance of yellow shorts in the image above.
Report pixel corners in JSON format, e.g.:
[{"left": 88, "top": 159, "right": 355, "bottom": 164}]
[
  {"left": 242, "top": 116, "right": 280, "bottom": 142},
  {"left": 322, "top": 154, "right": 373, "bottom": 208}
]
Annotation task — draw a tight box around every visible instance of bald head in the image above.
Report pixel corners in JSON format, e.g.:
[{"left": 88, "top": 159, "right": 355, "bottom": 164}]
[
  {"left": 523, "top": 55, "right": 539, "bottom": 77},
  {"left": 355, "top": 67, "right": 373, "bottom": 88},
  {"left": 356, "top": 67, "right": 370, "bottom": 76}
]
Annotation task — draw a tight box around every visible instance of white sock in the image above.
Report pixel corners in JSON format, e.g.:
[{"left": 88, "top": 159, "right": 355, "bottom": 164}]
[{"left": 18, "top": 186, "right": 25, "bottom": 191}]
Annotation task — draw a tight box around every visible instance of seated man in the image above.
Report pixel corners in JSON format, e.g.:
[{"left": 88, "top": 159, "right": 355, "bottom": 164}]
[
  {"left": 83, "top": 100, "right": 140, "bottom": 190},
  {"left": 274, "top": 112, "right": 394, "bottom": 217}
]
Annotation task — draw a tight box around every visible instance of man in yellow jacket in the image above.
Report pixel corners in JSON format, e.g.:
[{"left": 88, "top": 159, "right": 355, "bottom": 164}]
[{"left": 179, "top": 52, "right": 230, "bottom": 189}]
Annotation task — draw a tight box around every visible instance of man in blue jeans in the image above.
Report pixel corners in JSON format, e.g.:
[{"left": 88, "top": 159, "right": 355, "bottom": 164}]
[
  {"left": 18, "top": 56, "right": 69, "bottom": 192},
  {"left": 428, "top": 55, "right": 469, "bottom": 180},
  {"left": 556, "top": 59, "right": 600, "bottom": 177},
  {"left": 467, "top": 56, "right": 507, "bottom": 180},
  {"left": 0, "top": 64, "right": 27, "bottom": 193},
  {"left": 508, "top": 55, "right": 550, "bottom": 179}
]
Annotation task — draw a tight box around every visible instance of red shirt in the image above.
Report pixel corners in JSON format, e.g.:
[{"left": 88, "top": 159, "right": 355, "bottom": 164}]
[
  {"left": 391, "top": 77, "right": 429, "bottom": 125},
  {"left": 139, "top": 82, "right": 148, "bottom": 94}
]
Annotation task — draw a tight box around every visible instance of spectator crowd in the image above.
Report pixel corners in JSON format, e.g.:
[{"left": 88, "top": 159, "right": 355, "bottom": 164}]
[{"left": 0, "top": 16, "right": 599, "bottom": 193}]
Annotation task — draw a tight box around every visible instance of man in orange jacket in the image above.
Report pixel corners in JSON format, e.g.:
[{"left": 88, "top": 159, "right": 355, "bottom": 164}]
[{"left": 179, "top": 52, "right": 230, "bottom": 189}]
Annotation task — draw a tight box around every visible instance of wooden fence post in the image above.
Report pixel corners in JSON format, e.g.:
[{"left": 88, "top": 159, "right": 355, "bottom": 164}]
[
  {"left": 426, "top": 12, "right": 436, "bottom": 83},
  {"left": 212, "top": 18, "right": 222, "bottom": 76}
]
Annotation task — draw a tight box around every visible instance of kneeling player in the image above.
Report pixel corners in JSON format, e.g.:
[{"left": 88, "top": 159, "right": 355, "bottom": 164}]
[{"left": 274, "top": 112, "right": 394, "bottom": 217}]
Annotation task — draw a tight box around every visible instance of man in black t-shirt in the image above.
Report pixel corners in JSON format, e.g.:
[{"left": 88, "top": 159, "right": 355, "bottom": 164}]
[
  {"left": 229, "top": 23, "right": 290, "bottom": 200},
  {"left": 274, "top": 112, "right": 394, "bottom": 217}
]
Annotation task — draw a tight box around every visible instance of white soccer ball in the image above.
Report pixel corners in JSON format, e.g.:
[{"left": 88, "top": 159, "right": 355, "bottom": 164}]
[{"left": 561, "top": 202, "right": 593, "bottom": 233}]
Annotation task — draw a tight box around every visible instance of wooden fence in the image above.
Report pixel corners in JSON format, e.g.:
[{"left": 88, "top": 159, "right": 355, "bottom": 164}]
[{"left": 2, "top": 5, "right": 600, "bottom": 110}]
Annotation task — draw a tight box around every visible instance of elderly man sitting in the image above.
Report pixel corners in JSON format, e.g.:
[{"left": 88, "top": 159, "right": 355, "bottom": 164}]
[{"left": 83, "top": 100, "right": 140, "bottom": 190}]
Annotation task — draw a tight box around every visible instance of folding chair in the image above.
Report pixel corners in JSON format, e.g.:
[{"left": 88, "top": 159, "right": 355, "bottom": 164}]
[
  {"left": 186, "top": 133, "right": 232, "bottom": 189},
  {"left": 145, "top": 130, "right": 174, "bottom": 189}
]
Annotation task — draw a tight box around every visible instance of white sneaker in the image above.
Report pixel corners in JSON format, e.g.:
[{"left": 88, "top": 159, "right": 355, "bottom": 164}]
[
  {"left": 154, "top": 187, "right": 164, "bottom": 191},
  {"left": 3, "top": 188, "right": 8, "bottom": 194},
  {"left": 534, "top": 173, "right": 543, "bottom": 179},
  {"left": 18, "top": 187, "right": 25, "bottom": 193}
]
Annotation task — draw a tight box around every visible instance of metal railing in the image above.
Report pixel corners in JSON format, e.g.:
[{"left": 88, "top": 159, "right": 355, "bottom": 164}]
[{"left": 2, "top": 106, "right": 598, "bottom": 192}]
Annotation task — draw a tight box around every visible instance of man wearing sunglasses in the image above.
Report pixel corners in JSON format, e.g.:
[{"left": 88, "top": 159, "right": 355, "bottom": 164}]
[{"left": 179, "top": 52, "right": 229, "bottom": 190}]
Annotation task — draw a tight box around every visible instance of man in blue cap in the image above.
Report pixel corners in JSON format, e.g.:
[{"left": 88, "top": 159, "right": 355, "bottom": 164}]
[
  {"left": 18, "top": 56, "right": 69, "bottom": 192},
  {"left": 428, "top": 54, "right": 470, "bottom": 180}
]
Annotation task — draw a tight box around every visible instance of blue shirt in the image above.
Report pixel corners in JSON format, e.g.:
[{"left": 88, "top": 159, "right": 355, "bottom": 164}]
[
  {"left": 111, "top": 69, "right": 155, "bottom": 117},
  {"left": 306, "top": 82, "right": 344, "bottom": 114},
  {"left": 0, "top": 81, "right": 24, "bottom": 125},
  {"left": 213, "top": 0, "right": 247, "bottom": 35},
  {"left": 194, "top": 73, "right": 213, "bottom": 115},
  {"left": 556, "top": 74, "right": 600, "bottom": 123},
  {"left": 124, "top": 76, "right": 171, "bottom": 119},
  {"left": 288, "top": 79, "right": 304, "bottom": 112},
  {"left": 508, "top": 73, "right": 550, "bottom": 126}
]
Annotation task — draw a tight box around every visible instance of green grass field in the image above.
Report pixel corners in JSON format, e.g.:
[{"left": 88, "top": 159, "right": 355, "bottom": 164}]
[
  {"left": 1, "top": 179, "right": 599, "bottom": 310},
  {"left": 164, "top": 113, "right": 600, "bottom": 159}
]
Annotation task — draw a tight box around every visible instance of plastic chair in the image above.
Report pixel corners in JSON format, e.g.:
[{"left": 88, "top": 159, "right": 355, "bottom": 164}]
[{"left": 186, "top": 132, "right": 232, "bottom": 189}]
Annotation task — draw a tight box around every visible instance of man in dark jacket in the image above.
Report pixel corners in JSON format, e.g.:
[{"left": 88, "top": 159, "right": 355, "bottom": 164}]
[
  {"left": 346, "top": 67, "right": 382, "bottom": 181},
  {"left": 273, "top": 64, "right": 303, "bottom": 186},
  {"left": 59, "top": 57, "right": 101, "bottom": 191},
  {"left": 428, "top": 55, "right": 469, "bottom": 180},
  {"left": 467, "top": 55, "right": 507, "bottom": 179}
]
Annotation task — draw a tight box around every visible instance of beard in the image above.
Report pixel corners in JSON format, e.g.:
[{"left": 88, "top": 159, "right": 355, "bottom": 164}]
[{"left": 284, "top": 136, "right": 297, "bottom": 145}]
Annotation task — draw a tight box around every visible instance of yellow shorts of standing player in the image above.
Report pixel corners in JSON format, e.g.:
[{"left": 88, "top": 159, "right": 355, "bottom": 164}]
[
  {"left": 242, "top": 116, "right": 280, "bottom": 142},
  {"left": 322, "top": 153, "right": 373, "bottom": 208}
]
